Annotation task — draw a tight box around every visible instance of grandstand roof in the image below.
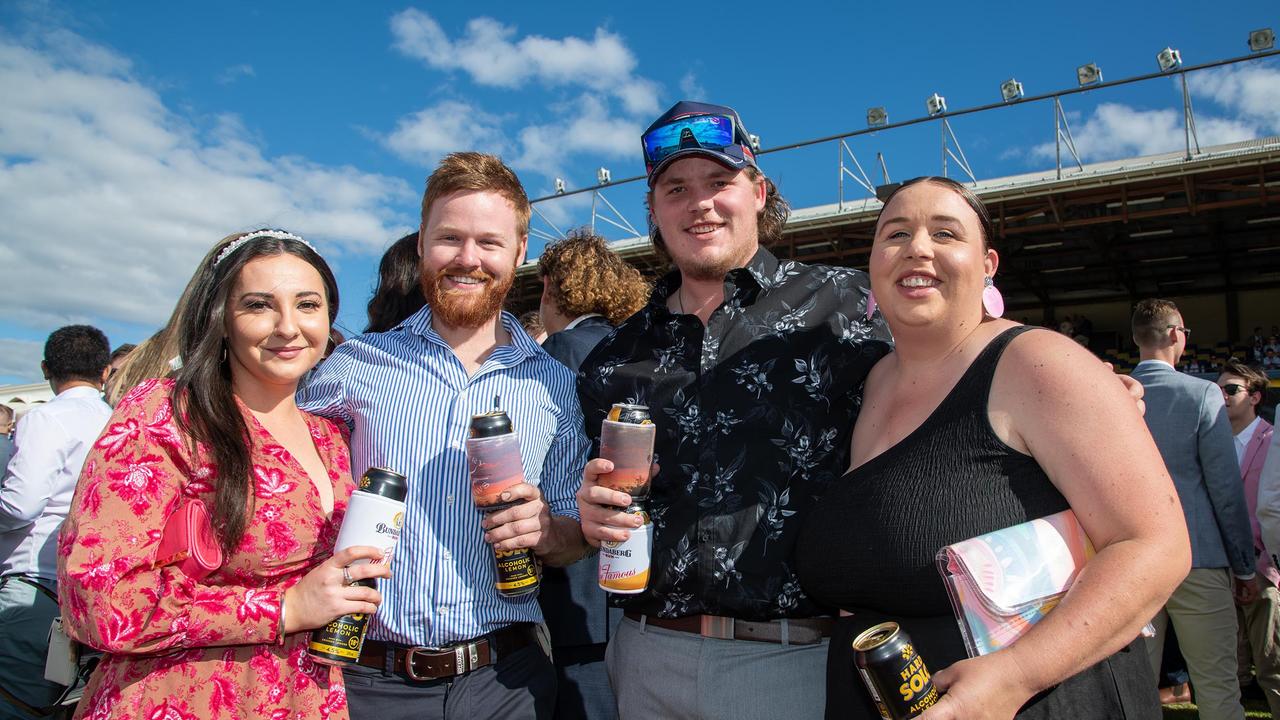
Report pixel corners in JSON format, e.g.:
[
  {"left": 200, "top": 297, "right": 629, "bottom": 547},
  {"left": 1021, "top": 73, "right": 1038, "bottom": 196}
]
[{"left": 510, "top": 136, "right": 1280, "bottom": 319}]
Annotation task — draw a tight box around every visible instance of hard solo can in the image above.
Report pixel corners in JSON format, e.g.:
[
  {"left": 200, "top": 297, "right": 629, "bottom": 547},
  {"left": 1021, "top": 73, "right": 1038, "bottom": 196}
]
[
  {"left": 852, "top": 621, "right": 939, "bottom": 720},
  {"left": 309, "top": 467, "right": 408, "bottom": 666},
  {"left": 494, "top": 546, "right": 540, "bottom": 597},
  {"left": 598, "top": 502, "right": 651, "bottom": 594}
]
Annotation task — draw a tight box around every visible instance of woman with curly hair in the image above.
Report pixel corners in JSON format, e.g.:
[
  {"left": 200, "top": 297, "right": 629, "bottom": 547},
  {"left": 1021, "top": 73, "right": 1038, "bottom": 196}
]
[{"left": 537, "top": 229, "right": 651, "bottom": 372}]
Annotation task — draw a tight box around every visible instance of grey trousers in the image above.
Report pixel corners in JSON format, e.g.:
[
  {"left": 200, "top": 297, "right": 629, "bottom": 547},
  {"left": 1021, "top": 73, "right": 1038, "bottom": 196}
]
[
  {"left": 0, "top": 577, "right": 62, "bottom": 720},
  {"left": 606, "top": 616, "right": 827, "bottom": 720},
  {"left": 343, "top": 642, "right": 556, "bottom": 720}
]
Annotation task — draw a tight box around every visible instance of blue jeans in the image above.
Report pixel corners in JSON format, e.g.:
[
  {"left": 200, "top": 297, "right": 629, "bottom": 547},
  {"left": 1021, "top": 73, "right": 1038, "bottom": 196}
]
[{"left": 0, "top": 576, "right": 62, "bottom": 719}]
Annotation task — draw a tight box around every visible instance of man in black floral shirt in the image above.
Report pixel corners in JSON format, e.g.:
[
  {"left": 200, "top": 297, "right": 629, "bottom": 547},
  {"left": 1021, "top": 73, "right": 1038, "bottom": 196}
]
[{"left": 576, "top": 101, "right": 892, "bottom": 719}]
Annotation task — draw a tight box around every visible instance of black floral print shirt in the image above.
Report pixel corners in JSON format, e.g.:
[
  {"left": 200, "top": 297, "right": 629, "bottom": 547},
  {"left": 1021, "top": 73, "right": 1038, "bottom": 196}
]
[{"left": 578, "top": 247, "right": 892, "bottom": 620}]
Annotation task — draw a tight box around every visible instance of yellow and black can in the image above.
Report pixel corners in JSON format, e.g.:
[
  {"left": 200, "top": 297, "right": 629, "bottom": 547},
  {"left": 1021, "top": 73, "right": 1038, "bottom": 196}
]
[
  {"left": 852, "top": 621, "right": 939, "bottom": 720},
  {"left": 308, "top": 579, "right": 377, "bottom": 665},
  {"left": 494, "top": 546, "right": 540, "bottom": 597}
]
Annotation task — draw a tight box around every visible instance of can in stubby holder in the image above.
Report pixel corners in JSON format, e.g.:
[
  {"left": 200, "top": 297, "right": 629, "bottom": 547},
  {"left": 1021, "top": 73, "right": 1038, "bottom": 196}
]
[
  {"left": 852, "top": 622, "right": 939, "bottom": 720},
  {"left": 597, "top": 404, "right": 655, "bottom": 501},
  {"left": 598, "top": 502, "right": 651, "bottom": 593},
  {"left": 467, "top": 411, "right": 525, "bottom": 513},
  {"left": 466, "top": 410, "right": 542, "bottom": 598},
  {"left": 309, "top": 467, "right": 408, "bottom": 666}
]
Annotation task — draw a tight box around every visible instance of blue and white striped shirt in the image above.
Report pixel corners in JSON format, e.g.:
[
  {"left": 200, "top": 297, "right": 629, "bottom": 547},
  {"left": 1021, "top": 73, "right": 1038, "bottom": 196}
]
[{"left": 298, "top": 306, "right": 589, "bottom": 646}]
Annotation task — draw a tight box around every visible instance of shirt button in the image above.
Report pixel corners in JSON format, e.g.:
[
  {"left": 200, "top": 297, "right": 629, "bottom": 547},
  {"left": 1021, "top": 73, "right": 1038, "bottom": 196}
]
[
  {"left": 438, "top": 606, "right": 448, "bottom": 615},
  {"left": 446, "top": 494, "right": 455, "bottom": 506}
]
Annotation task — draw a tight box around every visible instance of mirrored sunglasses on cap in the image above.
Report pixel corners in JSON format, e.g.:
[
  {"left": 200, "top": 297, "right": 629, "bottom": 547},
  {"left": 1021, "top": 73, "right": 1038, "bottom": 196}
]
[{"left": 642, "top": 113, "right": 753, "bottom": 178}]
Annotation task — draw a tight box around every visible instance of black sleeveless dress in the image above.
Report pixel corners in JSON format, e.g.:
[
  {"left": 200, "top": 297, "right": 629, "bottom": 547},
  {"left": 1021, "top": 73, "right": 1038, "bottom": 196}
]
[{"left": 796, "top": 327, "right": 1158, "bottom": 720}]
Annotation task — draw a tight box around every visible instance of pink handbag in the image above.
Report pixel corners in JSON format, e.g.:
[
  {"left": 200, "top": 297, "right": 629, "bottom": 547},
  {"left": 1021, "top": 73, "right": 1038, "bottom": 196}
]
[{"left": 153, "top": 499, "right": 223, "bottom": 580}]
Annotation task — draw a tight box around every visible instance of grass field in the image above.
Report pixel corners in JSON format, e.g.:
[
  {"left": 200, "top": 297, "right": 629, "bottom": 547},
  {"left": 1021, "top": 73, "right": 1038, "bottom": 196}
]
[{"left": 1162, "top": 698, "right": 1271, "bottom": 718}]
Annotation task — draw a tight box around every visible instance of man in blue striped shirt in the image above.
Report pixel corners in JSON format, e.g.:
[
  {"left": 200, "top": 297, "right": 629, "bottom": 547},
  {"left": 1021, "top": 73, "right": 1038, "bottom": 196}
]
[{"left": 299, "top": 152, "right": 591, "bottom": 720}]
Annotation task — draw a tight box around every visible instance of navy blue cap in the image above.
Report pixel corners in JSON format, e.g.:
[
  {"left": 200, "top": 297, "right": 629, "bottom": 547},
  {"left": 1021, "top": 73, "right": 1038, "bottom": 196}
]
[{"left": 642, "top": 100, "right": 758, "bottom": 186}]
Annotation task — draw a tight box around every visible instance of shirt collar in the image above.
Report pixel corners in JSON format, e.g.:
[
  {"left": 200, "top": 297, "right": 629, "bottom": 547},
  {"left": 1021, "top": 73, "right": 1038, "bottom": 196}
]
[
  {"left": 565, "top": 313, "right": 605, "bottom": 330},
  {"left": 399, "top": 305, "right": 541, "bottom": 362},
  {"left": 649, "top": 245, "right": 778, "bottom": 311},
  {"left": 1237, "top": 415, "right": 1263, "bottom": 443},
  {"left": 1134, "top": 358, "right": 1176, "bottom": 371},
  {"left": 56, "top": 385, "right": 104, "bottom": 400}
]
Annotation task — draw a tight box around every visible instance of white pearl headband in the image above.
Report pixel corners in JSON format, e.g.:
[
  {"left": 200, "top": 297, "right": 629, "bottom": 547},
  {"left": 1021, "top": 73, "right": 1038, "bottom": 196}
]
[{"left": 212, "top": 229, "right": 318, "bottom": 267}]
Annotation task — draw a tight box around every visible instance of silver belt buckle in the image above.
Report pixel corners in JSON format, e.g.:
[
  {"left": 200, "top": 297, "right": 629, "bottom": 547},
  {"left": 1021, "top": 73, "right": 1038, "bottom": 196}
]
[
  {"left": 452, "top": 641, "right": 482, "bottom": 674},
  {"left": 700, "top": 614, "right": 734, "bottom": 640}
]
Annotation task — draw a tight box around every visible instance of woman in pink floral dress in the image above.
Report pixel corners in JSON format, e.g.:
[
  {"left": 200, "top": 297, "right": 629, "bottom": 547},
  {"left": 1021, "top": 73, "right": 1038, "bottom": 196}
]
[{"left": 58, "top": 230, "right": 389, "bottom": 719}]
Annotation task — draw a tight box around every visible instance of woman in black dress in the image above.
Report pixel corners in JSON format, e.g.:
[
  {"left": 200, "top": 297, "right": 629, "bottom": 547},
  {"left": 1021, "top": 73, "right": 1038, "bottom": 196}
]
[{"left": 796, "top": 177, "right": 1189, "bottom": 720}]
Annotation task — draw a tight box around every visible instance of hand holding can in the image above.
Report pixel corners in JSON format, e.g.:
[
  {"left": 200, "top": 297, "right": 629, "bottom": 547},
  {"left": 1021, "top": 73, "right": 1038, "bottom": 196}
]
[{"left": 597, "top": 404, "right": 655, "bottom": 500}]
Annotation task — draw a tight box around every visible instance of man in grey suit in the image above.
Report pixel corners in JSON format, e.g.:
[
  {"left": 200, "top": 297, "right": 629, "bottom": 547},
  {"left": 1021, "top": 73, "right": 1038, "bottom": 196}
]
[{"left": 1132, "top": 298, "right": 1258, "bottom": 720}]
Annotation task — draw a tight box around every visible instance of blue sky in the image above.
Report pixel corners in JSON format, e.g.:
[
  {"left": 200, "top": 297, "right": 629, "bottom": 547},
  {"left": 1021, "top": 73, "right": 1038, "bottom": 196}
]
[{"left": 1, "top": 1, "right": 1278, "bottom": 384}]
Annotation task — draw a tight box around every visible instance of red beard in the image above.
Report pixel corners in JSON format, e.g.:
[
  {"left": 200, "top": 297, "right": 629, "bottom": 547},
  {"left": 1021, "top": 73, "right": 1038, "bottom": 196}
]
[{"left": 421, "top": 266, "right": 514, "bottom": 329}]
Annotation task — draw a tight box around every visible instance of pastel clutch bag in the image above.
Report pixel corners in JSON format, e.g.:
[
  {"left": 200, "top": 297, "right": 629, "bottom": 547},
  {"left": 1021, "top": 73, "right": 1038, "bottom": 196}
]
[
  {"left": 154, "top": 499, "right": 223, "bottom": 580},
  {"left": 936, "top": 509, "right": 1093, "bottom": 658}
]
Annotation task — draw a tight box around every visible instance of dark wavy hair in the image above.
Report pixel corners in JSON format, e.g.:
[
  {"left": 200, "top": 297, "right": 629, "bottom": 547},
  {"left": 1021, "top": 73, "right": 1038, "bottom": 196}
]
[
  {"left": 876, "top": 176, "right": 995, "bottom": 250},
  {"left": 172, "top": 230, "right": 339, "bottom": 554},
  {"left": 365, "top": 232, "right": 426, "bottom": 333},
  {"left": 646, "top": 166, "right": 790, "bottom": 263}
]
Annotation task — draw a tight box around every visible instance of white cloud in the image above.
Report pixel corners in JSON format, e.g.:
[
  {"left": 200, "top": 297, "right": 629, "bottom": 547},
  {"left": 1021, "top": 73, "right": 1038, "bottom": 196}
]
[
  {"left": 679, "top": 71, "right": 705, "bottom": 100},
  {"left": 615, "top": 78, "right": 660, "bottom": 116},
  {"left": 0, "top": 28, "right": 413, "bottom": 336},
  {"left": 391, "top": 10, "right": 640, "bottom": 96},
  {"left": 1029, "top": 102, "right": 1258, "bottom": 163},
  {"left": 387, "top": 9, "right": 661, "bottom": 158},
  {"left": 1189, "top": 63, "right": 1280, "bottom": 134},
  {"left": 514, "top": 95, "right": 641, "bottom": 177},
  {"left": 0, "top": 338, "right": 43, "bottom": 384},
  {"left": 216, "top": 63, "right": 255, "bottom": 85},
  {"left": 1023, "top": 62, "right": 1280, "bottom": 165},
  {"left": 382, "top": 100, "right": 508, "bottom": 164}
]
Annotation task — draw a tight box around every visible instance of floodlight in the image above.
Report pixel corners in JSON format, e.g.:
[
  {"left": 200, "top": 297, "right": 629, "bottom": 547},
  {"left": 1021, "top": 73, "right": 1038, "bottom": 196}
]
[
  {"left": 597, "top": 167, "right": 611, "bottom": 185},
  {"left": 926, "top": 93, "right": 947, "bottom": 117},
  {"left": 866, "top": 107, "right": 888, "bottom": 128},
  {"left": 1249, "top": 28, "right": 1275, "bottom": 52},
  {"left": 1000, "top": 78, "right": 1024, "bottom": 102},
  {"left": 748, "top": 134, "right": 762, "bottom": 152},
  {"left": 1076, "top": 62, "right": 1103, "bottom": 86},
  {"left": 554, "top": 178, "right": 566, "bottom": 195},
  {"left": 1156, "top": 47, "right": 1182, "bottom": 72}
]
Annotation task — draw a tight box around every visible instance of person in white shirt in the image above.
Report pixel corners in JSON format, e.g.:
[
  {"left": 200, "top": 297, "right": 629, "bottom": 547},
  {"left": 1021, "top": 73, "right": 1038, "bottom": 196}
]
[
  {"left": 0, "top": 325, "right": 111, "bottom": 718},
  {"left": 1217, "top": 360, "right": 1280, "bottom": 714}
]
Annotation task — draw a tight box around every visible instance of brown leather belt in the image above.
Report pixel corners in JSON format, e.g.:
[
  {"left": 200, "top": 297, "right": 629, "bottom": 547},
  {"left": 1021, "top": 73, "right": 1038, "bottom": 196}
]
[
  {"left": 624, "top": 611, "right": 833, "bottom": 645},
  {"left": 355, "top": 623, "right": 539, "bottom": 681}
]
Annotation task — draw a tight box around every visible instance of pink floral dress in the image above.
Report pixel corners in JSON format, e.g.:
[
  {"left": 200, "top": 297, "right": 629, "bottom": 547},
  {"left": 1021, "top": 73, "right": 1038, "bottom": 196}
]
[{"left": 57, "top": 378, "right": 355, "bottom": 719}]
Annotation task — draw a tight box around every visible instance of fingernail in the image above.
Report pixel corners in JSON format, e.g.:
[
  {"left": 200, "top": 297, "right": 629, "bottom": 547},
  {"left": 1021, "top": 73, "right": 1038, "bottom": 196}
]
[{"left": 500, "top": 491, "right": 511, "bottom": 501}]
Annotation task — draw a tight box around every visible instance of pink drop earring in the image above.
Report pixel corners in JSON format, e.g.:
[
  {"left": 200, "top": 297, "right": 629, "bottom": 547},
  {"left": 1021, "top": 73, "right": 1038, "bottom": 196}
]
[
  {"left": 982, "top": 276, "right": 1005, "bottom": 318},
  {"left": 865, "top": 291, "right": 877, "bottom": 321}
]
